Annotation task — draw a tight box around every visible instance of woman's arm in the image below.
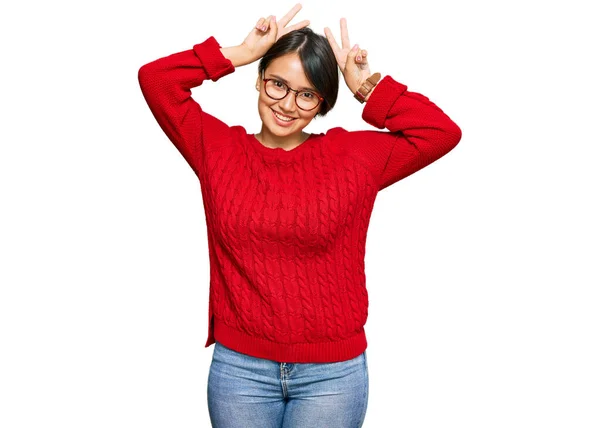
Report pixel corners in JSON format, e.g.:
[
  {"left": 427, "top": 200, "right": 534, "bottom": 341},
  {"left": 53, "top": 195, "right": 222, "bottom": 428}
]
[
  {"left": 328, "top": 75, "right": 461, "bottom": 192},
  {"left": 137, "top": 36, "right": 236, "bottom": 175},
  {"left": 361, "top": 75, "right": 461, "bottom": 191},
  {"left": 324, "top": 19, "right": 461, "bottom": 191},
  {"left": 220, "top": 45, "right": 254, "bottom": 68},
  {"left": 138, "top": 3, "right": 310, "bottom": 175}
]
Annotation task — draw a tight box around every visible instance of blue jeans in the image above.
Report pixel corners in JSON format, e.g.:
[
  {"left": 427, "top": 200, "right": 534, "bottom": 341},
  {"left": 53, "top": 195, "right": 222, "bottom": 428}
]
[{"left": 207, "top": 341, "right": 369, "bottom": 428}]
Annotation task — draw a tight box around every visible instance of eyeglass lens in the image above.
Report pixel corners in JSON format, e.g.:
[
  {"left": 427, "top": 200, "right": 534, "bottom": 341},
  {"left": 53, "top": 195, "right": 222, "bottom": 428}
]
[{"left": 265, "top": 80, "right": 319, "bottom": 111}]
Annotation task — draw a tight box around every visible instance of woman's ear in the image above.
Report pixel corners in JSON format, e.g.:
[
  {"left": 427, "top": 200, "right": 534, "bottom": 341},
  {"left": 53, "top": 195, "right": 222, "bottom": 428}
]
[{"left": 255, "top": 76, "right": 261, "bottom": 91}]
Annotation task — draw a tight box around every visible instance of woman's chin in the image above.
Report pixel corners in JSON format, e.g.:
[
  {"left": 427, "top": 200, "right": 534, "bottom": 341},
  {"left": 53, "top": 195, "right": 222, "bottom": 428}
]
[{"left": 267, "top": 124, "right": 297, "bottom": 137}]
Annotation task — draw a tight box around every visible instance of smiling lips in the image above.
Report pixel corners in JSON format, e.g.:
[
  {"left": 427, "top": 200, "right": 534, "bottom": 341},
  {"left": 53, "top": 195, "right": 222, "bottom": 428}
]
[{"left": 271, "top": 109, "right": 297, "bottom": 126}]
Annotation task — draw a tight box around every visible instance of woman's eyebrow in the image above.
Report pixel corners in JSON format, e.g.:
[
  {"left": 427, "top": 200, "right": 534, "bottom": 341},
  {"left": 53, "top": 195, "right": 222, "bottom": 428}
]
[{"left": 268, "top": 74, "right": 316, "bottom": 91}]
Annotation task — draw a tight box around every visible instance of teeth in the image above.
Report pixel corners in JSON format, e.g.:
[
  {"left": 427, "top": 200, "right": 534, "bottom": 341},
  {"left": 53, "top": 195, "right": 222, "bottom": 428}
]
[{"left": 274, "top": 111, "right": 295, "bottom": 121}]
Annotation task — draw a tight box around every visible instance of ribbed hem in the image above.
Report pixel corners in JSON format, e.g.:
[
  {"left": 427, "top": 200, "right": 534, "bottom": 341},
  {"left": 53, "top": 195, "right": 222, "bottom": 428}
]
[
  {"left": 362, "top": 75, "right": 407, "bottom": 129},
  {"left": 212, "top": 318, "right": 368, "bottom": 363}
]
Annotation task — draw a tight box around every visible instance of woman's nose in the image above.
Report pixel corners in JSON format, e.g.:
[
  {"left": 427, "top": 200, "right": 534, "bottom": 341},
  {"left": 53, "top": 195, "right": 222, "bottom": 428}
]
[{"left": 279, "top": 91, "right": 296, "bottom": 111}]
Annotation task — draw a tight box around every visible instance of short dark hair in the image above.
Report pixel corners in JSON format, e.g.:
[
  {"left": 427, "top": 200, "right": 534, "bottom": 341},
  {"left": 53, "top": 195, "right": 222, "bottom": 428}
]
[{"left": 258, "top": 27, "right": 339, "bottom": 117}]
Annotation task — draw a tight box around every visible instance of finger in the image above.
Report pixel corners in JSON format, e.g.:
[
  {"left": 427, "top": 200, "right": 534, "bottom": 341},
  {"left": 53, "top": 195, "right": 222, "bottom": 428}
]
[
  {"left": 257, "top": 16, "right": 270, "bottom": 31},
  {"left": 285, "top": 19, "right": 310, "bottom": 33},
  {"left": 256, "top": 17, "right": 266, "bottom": 31},
  {"left": 347, "top": 44, "right": 360, "bottom": 65},
  {"left": 324, "top": 27, "right": 340, "bottom": 53},
  {"left": 265, "top": 15, "right": 275, "bottom": 31},
  {"left": 279, "top": 3, "right": 302, "bottom": 27},
  {"left": 340, "top": 18, "right": 350, "bottom": 50}
]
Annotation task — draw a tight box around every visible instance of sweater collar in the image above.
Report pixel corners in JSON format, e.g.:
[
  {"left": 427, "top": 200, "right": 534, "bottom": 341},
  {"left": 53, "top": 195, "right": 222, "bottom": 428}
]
[{"left": 248, "top": 132, "right": 323, "bottom": 163}]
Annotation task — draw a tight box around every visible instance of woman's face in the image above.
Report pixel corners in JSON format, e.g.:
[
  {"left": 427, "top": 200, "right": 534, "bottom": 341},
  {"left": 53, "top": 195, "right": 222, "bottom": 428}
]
[{"left": 255, "top": 53, "right": 321, "bottom": 139}]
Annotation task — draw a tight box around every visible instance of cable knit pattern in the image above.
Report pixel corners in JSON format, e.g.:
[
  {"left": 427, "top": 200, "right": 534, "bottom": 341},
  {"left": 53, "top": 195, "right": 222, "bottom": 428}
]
[{"left": 138, "top": 35, "right": 461, "bottom": 363}]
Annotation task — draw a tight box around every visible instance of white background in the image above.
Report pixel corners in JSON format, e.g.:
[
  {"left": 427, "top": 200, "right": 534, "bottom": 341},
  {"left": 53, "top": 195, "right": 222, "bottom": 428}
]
[{"left": 1, "top": 0, "right": 599, "bottom": 427}]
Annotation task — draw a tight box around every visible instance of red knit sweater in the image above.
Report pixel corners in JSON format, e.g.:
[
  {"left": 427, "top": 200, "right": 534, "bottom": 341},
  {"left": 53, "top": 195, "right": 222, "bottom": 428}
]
[{"left": 138, "top": 36, "right": 461, "bottom": 363}]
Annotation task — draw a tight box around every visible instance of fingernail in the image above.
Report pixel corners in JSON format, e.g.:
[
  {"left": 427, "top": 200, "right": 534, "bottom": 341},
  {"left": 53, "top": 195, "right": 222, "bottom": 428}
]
[
  {"left": 353, "top": 44, "right": 359, "bottom": 50},
  {"left": 357, "top": 55, "right": 362, "bottom": 61},
  {"left": 261, "top": 26, "right": 267, "bottom": 31}
]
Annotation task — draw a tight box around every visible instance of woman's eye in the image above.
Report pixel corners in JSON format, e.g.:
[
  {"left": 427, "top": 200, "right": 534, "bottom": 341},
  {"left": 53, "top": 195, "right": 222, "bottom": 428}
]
[
  {"left": 301, "top": 92, "right": 315, "bottom": 99},
  {"left": 274, "top": 80, "right": 285, "bottom": 88}
]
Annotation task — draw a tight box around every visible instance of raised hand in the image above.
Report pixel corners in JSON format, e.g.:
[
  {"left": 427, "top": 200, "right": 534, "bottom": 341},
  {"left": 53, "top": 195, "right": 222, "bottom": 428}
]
[
  {"left": 324, "top": 18, "right": 371, "bottom": 94},
  {"left": 241, "top": 3, "right": 310, "bottom": 63}
]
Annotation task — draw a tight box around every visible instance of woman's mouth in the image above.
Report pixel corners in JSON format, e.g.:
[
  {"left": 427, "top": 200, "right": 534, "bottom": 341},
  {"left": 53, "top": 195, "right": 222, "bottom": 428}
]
[{"left": 271, "top": 109, "right": 297, "bottom": 127}]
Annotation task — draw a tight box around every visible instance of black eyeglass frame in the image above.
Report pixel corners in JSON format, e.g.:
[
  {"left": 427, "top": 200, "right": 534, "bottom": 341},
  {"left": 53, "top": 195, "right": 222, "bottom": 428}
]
[{"left": 261, "top": 74, "right": 324, "bottom": 112}]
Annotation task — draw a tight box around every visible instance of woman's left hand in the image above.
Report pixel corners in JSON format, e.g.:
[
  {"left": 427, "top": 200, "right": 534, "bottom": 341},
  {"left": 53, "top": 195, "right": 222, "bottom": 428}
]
[{"left": 324, "top": 18, "right": 371, "bottom": 95}]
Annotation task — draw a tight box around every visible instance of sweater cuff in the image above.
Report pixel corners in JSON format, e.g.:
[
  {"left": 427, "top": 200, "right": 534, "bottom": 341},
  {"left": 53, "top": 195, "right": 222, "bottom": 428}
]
[
  {"left": 362, "top": 75, "right": 407, "bottom": 129},
  {"left": 192, "top": 36, "right": 235, "bottom": 81}
]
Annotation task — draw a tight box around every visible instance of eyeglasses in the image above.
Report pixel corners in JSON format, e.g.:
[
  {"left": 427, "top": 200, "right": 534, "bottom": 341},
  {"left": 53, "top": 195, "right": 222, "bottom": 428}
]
[{"left": 261, "top": 73, "right": 324, "bottom": 111}]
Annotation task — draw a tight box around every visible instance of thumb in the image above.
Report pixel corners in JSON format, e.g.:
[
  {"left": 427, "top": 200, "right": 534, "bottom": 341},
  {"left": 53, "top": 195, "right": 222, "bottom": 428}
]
[
  {"left": 267, "top": 16, "right": 277, "bottom": 32},
  {"left": 346, "top": 44, "right": 360, "bottom": 70},
  {"left": 267, "top": 16, "right": 278, "bottom": 39}
]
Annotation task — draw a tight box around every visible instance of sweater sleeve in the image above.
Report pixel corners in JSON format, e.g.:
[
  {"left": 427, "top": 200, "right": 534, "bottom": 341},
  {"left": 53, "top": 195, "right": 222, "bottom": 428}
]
[
  {"left": 333, "top": 75, "right": 462, "bottom": 192},
  {"left": 138, "top": 36, "right": 236, "bottom": 175}
]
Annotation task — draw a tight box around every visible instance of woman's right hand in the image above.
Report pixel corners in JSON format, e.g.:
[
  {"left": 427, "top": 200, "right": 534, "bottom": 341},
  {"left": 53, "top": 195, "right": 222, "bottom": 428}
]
[{"left": 240, "top": 3, "right": 310, "bottom": 63}]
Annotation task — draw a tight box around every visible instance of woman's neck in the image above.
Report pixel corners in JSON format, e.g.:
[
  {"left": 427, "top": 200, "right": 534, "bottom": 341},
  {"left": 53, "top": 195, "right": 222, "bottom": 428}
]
[{"left": 255, "top": 128, "right": 311, "bottom": 151}]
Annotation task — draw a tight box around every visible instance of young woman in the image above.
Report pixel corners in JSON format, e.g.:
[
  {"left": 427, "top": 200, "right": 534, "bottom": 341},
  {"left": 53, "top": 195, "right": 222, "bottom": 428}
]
[{"left": 138, "top": 4, "right": 461, "bottom": 427}]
